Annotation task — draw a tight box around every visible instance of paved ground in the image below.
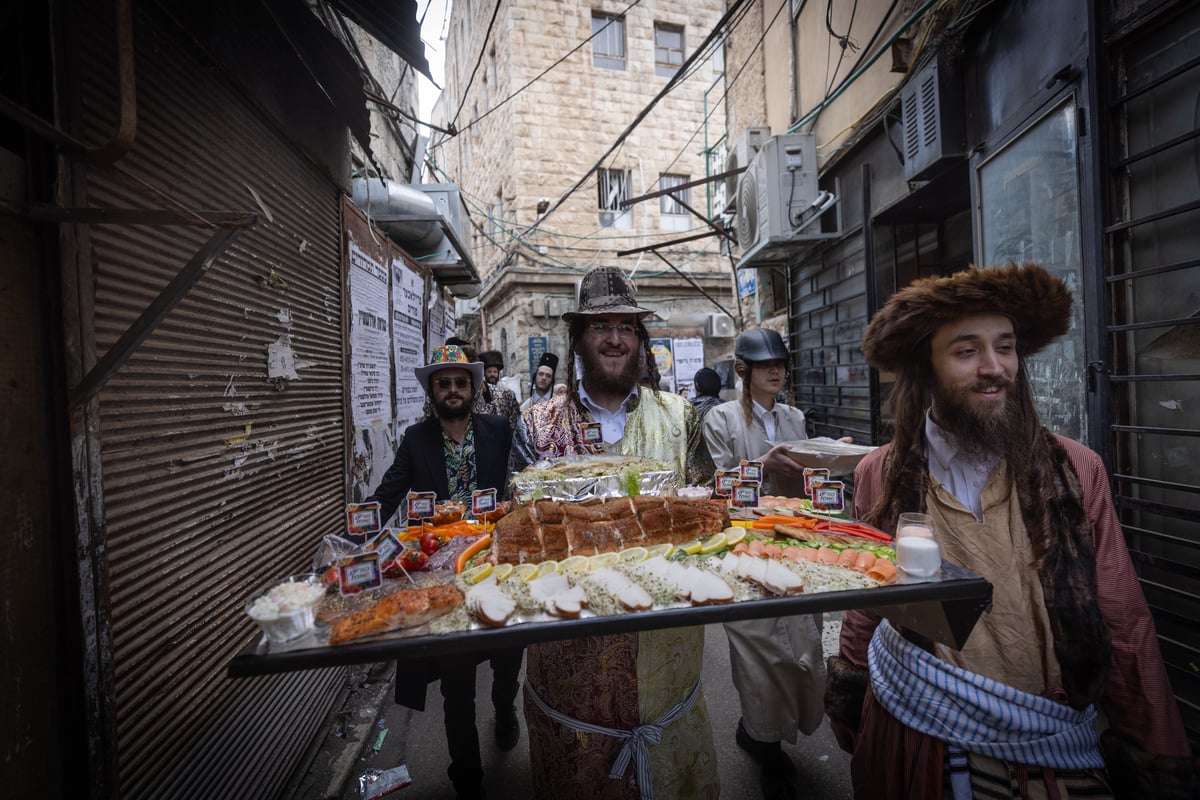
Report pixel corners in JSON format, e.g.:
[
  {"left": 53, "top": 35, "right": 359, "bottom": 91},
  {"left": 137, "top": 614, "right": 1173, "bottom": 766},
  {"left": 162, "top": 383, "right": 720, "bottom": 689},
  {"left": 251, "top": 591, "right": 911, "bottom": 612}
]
[{"left": 297, "top": 618, "right": 853, "bottom": 800}]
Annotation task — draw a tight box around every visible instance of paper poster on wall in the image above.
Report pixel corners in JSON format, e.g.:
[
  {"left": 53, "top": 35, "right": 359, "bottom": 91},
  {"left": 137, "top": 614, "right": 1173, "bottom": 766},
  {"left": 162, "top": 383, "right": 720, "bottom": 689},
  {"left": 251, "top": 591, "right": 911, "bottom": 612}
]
[
  {"left": 349, "top": 240, "right": 392, "bottom": 427},
  {"left": 672, "top": 337, "right": 704, "bottom": 392},
  {"left": 737, "top": 268, "right": 757, "bottom": 298},
  {"left": 392, "top": 261, "right": 425, "bottom": 431},
  {"left": 649, "top": 338, "right": 675, "bottom": 392},
  {"left": 427, "top": 290, "right": 455, "bottom": 356}
]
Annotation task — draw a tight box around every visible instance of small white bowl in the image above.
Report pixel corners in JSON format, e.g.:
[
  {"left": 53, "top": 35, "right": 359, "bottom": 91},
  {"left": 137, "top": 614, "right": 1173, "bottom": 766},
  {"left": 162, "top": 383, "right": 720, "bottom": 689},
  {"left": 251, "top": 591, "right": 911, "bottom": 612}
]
[
  {"left": 245, "top": 574, "right": 325, "bottom": 644},
  {"left": 677, "top": 486, "right": 714, "bottom": 500}
]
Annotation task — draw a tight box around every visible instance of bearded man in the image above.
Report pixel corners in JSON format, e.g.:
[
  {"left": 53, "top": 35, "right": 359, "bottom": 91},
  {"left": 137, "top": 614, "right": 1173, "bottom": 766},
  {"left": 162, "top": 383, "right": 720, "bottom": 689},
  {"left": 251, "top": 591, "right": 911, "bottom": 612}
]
[
  {"left": 367, "top": 345, "right": 523, "bottom": 799},
  {"left": 511, "top": 266, "right": 719, "bottom": 800},
  {"left": 826, "top": 264, "right": 1194, "bottom": 799}
]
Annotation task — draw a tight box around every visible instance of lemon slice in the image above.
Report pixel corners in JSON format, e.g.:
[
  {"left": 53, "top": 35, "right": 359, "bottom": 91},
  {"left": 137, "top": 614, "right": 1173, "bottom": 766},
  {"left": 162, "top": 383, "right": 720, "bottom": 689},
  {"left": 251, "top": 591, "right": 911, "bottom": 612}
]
[
  {"left": 511, "top": 563, "right": 538, "bottom": 582},
  {"left": 678, "top": 539, "right": 703, "bottom": 555},
  {"left": 461, "top": 563, "right": 494, "bottom": 584},
  {"left": 557, "top": 555, "right": 589, "bottom": 574},
  {"left": 588, "top": 552, "right": 619, "bottom": 570},
  {"left": 722, "top": 528, "right": 747, "bottom": 548},
  {"left": 535, "top": 560, "right": 560, "bottom": 578},
  {"left": 492, "top": 563, "right": 514, "bottom": 582},
  {"left": 618, "top": 546, "right": 649, "bottom": 564},
  {"left": 645, "top": 543, "right": 675, "bottom": 559},
  {"left": 698, "top": 532, "right": 728, "bottom": 554}
]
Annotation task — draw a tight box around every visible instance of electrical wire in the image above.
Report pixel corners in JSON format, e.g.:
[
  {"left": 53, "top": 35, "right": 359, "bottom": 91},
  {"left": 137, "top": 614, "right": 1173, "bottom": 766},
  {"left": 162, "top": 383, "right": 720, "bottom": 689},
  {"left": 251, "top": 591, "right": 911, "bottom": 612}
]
[{"left": 449, "top": 0, "right": 505, "bottom": 129}]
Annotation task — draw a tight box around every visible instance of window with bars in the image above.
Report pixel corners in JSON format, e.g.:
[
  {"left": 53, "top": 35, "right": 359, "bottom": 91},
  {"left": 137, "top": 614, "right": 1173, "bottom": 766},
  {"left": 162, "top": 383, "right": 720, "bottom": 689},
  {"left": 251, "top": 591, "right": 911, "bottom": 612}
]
[
  {"left": 1103, "top": 0, "right": 1200, "bottom": 737},
  {"left": 592, "top": 13, "right": 626, "bottom": 70},
  {"left": 659, "top": 173, "right": 691, "bottom": 231},
  {"left": 598, "top": 168, "right": 632, "bottom": 228},
  {"left": 654, "top": 22, "right": 684, "bottom": 77}
]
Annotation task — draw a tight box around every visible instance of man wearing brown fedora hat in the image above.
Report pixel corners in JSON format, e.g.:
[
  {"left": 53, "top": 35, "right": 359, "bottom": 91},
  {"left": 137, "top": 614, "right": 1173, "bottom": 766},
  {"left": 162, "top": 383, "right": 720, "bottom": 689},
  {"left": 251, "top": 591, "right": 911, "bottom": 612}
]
[
  {"left": 825, "top": 264, "right": 1193, "bottom": 798},
  {"left": 366, "top": 344, "right": 523, "bottom": 800},
  {"left": 512, "top": 266, "right": 720, "bottom": 799}
]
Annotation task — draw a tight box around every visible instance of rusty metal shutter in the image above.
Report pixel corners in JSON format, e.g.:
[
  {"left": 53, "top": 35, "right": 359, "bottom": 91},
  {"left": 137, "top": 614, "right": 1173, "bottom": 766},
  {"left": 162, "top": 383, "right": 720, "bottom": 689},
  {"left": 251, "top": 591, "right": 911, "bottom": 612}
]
[{"left": 71, "top": 3, "right": 349, "bottom": 797}]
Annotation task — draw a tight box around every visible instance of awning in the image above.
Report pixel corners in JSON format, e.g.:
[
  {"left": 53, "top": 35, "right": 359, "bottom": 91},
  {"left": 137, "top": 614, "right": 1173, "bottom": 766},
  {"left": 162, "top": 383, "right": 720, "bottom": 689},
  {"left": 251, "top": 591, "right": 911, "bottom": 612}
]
[{"left": 326, "top": 0, "right": 434, "bottom": 82}]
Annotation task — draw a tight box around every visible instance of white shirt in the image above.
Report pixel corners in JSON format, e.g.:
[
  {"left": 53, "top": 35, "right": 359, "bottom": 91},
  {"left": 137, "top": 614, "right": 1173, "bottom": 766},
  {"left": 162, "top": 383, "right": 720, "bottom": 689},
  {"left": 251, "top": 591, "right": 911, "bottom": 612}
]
[
  {"left": 924, "top": 411, "right": 1000, "bottom": 521},
  {"left": 578, "top": 382, "right": 640, "bottom": 444},
  {"left": 752, "top": 399, "right": 779, "bottom": 442}
]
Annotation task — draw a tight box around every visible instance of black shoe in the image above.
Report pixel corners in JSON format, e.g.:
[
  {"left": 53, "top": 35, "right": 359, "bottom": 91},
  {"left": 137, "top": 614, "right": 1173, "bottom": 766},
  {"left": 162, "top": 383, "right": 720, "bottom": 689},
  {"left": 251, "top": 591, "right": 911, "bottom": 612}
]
[
  {"left": 735, "top": 718, "right": 782, "bottom": 763},
  {"left": 494, "top": 705, "right": 520, "bottom": 751},
  {"left": 759, "top": 751, "right": 799, "bottom": 800}
]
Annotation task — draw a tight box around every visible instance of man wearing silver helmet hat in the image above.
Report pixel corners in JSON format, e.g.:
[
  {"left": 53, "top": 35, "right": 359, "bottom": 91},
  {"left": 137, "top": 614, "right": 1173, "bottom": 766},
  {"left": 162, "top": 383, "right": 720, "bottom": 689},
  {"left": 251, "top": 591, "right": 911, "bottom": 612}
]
[
  {"left": 512, "top": 266, "right": 720, "bottom": 799},
  {"left": 826, "top": 263, "right": 1192, "bottom": 798}
]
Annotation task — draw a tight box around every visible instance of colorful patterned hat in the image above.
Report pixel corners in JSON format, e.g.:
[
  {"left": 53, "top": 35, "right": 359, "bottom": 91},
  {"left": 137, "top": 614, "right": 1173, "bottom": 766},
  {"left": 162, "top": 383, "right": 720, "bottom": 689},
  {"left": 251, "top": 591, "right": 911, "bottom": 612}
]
[{"left": 414, "top": 344, "right": 485, "bottom": 396}]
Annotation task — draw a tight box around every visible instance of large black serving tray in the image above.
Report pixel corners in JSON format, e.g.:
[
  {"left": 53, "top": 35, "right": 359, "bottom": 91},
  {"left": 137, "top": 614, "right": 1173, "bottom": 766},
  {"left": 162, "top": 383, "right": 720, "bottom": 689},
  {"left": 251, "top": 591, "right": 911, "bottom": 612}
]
[{"left": 227, "top": 561, "right": 991, "bottom": 678}]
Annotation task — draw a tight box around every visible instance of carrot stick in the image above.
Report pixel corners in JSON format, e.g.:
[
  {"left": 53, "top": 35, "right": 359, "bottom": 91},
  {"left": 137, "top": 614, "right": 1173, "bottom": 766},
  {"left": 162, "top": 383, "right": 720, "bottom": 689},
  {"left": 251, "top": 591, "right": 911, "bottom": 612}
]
[
  {"left": 455, "top": 534, "right": 492, "bottom": 573},
  {"left": 752, "top": 514, "right": 817, "bottom": 530}
]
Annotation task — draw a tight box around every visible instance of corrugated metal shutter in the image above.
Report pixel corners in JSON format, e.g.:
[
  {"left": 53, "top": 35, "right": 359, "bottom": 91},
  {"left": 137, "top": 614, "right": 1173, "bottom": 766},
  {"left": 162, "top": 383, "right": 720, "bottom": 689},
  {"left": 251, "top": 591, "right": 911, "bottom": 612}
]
[{"left": 72, "top": 3, "right": 348, "bottom": 796}]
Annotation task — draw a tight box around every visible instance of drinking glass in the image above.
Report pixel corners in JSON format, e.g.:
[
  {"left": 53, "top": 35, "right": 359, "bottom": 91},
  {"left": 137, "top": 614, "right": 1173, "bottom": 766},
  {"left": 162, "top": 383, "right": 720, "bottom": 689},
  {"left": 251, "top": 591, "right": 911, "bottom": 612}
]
[{"left": 895, "top": 512, "right": 941, "bottom": 578}]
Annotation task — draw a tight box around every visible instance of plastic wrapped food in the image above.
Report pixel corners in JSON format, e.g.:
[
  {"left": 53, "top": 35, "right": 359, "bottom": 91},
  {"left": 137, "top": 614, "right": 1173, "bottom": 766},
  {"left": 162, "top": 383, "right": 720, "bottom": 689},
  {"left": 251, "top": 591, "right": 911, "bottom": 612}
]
[
  {"left": 245, "top": 574, "right": 325, "bottom": 643},
  {"left": 512, "top": 454, "right": 677, "bottom": 501}
]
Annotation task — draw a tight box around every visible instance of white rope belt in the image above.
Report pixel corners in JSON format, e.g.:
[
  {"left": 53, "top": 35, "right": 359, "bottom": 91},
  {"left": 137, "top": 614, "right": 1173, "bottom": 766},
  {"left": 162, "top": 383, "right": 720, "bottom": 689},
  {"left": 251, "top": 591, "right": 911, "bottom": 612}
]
[{"left": 526, "top": 678, "right": 702, "bottom": 800}]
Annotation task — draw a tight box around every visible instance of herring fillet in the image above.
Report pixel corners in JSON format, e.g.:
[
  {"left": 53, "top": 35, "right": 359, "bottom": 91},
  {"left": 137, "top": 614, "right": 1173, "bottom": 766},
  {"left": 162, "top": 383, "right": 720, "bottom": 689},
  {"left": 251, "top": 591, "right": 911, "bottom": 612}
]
[{"left": 329, "top": 584, "right": 463, "bottom": 645}]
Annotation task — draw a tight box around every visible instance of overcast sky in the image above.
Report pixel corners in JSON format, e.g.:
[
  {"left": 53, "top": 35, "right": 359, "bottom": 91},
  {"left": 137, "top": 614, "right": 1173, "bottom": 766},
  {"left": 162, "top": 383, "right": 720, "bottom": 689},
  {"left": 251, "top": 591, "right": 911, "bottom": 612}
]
[{"left": 418, "top": 0, "right": 449, "bottom": 125}]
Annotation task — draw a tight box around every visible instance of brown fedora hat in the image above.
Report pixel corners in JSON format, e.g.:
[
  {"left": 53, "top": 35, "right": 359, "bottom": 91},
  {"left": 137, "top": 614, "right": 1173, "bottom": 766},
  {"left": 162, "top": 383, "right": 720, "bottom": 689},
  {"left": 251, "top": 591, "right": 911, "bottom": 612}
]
[{"left": 562, "top": 266, "right": 656, "bottom": 321}]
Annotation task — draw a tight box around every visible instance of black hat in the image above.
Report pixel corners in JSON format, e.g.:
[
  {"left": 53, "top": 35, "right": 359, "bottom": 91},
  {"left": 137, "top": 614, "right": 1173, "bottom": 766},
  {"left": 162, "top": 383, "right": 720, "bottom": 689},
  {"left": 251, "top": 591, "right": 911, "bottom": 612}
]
[
  {"left": 537, "top": 352, "right": 559, "bottom": 372},
  {"left": 735, "top": 328, "right": 790, "bottom": 363},
  {"left": 693, "top": 367, "right": 721, "bottom": 397},
  {"left": 478, "top": 350, "right": 504, "bottom": 369}
]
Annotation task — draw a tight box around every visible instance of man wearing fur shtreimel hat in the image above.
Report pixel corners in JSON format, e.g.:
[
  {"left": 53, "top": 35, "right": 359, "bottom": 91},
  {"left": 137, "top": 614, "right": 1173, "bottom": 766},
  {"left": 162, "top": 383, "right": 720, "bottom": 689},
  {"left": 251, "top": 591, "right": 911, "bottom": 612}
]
[{"left": 827, "top": 263, "right": 1194, "bottom": 798}]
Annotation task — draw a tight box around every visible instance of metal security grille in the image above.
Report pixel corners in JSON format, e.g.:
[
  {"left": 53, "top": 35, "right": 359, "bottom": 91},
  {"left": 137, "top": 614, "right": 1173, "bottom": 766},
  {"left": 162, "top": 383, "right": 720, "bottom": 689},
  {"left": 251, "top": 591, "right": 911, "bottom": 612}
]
[
  {"left": 70, "top": 2, "right": 348, "bottom": 796},
  {"left": 1103, "top": 0, "right": 1200, "bottom": 738},
  {"left": 790, "top": 235, "right": 873, "bottom": 442}
]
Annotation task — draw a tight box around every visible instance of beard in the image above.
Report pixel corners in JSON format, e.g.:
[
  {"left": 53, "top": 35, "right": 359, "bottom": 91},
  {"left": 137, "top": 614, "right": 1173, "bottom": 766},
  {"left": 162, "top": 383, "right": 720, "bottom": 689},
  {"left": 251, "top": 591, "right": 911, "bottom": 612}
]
[
  {"left": 433, "top": 393, "right": 471, "bottom": 420},
  {"left": 932, "top": 374, "right": 1026, "bottom": 462},
  {"left": 579, "top": 343, "right": 643, "bottom": 396}
]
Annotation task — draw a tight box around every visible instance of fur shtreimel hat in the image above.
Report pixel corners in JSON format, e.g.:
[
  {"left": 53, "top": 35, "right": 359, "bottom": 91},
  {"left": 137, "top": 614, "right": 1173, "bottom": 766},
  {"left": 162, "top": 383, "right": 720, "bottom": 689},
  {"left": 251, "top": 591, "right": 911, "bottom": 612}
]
[
  {"left": 862, "top": 262, "right": 1072, "bottom": 372},
  {"left": 478, "top": 350, "right": 504, "bottom": 369}
]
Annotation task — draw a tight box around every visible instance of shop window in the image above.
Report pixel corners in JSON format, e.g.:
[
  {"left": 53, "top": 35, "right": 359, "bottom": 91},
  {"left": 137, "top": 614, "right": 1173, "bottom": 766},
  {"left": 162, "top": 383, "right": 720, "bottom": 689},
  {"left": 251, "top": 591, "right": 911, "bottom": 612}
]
[
  {"left": 976, "top": 98, "right": 1085, "bottom": 442},
  {"left": 592, "top": 13, "right": 626, "bottom": 70}
]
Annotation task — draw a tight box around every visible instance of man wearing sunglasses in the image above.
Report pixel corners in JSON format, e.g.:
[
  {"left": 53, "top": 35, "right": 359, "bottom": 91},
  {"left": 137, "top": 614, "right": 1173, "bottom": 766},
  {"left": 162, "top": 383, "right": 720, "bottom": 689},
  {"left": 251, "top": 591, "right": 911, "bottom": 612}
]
[
  {"left": 511, "top": 266, "right": 720, "bottom": 799},
  {"left": 366, "top": 343, "right": 523, "bottom": 800}
]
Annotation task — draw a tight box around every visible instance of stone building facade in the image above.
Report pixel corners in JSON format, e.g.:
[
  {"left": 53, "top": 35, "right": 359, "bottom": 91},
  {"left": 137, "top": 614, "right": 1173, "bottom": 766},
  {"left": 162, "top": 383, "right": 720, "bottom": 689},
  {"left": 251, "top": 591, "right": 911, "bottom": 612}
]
[{"left": 431, "top": 0, "right": 739, "bottom": 395}]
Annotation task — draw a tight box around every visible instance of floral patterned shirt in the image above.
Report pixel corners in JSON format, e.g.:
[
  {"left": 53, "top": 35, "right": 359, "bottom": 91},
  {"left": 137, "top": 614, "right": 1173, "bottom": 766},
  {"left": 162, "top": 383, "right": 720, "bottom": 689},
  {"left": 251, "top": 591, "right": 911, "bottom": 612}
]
[{"left": 442, "top": 421, "right": 476, "bottom": 505}]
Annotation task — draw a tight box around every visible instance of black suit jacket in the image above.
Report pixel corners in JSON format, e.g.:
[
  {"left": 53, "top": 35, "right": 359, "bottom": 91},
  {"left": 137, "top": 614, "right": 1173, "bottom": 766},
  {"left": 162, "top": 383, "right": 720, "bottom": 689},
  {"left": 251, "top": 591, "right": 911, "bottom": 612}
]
[{"left": 368, "top": 412, "right": 513, "bottom": 525}]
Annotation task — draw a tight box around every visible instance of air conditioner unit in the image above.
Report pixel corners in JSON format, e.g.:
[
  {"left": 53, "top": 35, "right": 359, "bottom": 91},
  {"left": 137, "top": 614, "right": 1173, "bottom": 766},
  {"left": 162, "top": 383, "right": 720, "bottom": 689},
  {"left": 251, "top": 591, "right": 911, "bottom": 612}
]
[
  {"left": 705, "top": 313, "right": 735, "bottom": 338},
  {"left": 734, "top": 131, "right": 820, "bottom": 253},
  {"left": 723, "top": 126, "right": 770, "bottom": 212},
  {"left": 901, "top": 55, "right": 965, "bottom": 181}
]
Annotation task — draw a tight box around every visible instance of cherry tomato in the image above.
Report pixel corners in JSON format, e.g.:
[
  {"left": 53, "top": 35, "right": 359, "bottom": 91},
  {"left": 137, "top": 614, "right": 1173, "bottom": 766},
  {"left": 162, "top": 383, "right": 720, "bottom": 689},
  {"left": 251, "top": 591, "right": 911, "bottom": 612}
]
[
  {"left": 419, "top": 532, "right": 441, "bottom": 555},
  {"left": 401, "top": 550, "right": 429, "bottom": 570}
]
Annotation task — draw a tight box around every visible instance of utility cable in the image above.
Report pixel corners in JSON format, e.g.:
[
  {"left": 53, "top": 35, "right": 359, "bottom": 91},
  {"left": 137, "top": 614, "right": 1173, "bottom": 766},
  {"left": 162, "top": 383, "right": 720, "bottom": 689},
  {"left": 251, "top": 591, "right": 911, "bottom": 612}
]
[{"left": 449, "top": 0, "right": 504, "bottom": 129}]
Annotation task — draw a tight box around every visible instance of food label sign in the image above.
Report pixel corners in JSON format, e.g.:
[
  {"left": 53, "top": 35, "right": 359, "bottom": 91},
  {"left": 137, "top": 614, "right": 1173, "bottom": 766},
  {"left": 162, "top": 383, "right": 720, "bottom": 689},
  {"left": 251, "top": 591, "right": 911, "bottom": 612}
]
[
  {"left": 346, "top": 502, "right": 382, "bottom": 538},
  {"left": 365, "top": 530, "right": 401, "bottom": 566},
  {"left": 810, "top": 480, "right": 846, "bottom": 513},
  {"left": 713, "top": 469, "right": 740, "bottom": 498},
  {"left": 803, "top": 468, "right": 831, "bottom": 498},
  {"left": 472, "top": 488, "right": 497, "bottom": 517},
  {"left": 337, "top": 552, "right": 382, "bottom": 596},
  {"left": 578, "top": 421, "right": 603, "bottom": 445},
  {"left": 729, "top": 479, "right": 761, "bottom": 509},
  {"left": 739, "top": 460, "right": 763, "bottom": 483},
  {"left": 406, "top": 491, "right": 436, "bottom": 522}
]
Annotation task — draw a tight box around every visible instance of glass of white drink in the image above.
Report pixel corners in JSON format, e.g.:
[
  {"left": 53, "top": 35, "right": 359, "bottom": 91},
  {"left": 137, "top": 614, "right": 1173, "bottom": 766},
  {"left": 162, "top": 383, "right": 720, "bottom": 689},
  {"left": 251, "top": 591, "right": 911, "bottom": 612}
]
[{"left": 895, "top": 512, "right": 941, "bottom": 578}]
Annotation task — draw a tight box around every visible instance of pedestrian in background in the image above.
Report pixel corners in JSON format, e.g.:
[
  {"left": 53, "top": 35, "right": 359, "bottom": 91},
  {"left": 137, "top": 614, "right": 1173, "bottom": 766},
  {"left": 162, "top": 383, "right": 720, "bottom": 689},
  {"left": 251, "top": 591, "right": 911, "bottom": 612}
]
[{"left": 689, "top": 367, "right": 723, "bottom": 421}]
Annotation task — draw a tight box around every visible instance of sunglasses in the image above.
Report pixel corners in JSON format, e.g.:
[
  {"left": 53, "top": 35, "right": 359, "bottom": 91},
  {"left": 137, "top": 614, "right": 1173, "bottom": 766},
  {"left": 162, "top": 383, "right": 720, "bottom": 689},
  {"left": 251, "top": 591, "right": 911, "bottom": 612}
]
[{"left": 434, "top": 377, "right": 472, "bottom": 390}]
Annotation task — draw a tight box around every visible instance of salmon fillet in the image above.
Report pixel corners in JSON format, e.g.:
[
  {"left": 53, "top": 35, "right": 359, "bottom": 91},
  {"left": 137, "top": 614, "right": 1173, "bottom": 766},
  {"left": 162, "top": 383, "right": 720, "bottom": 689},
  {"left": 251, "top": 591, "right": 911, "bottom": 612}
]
[{"left": 329, "top": 584, "right": 463, "bottom": 645}]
